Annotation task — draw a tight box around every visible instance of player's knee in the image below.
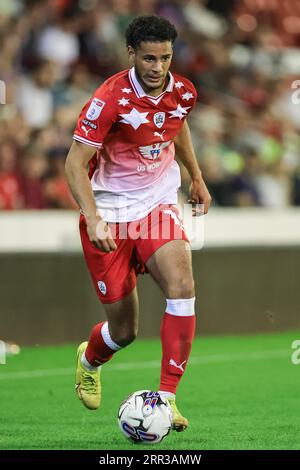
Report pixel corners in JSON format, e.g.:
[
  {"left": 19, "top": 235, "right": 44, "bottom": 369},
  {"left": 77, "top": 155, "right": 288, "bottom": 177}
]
[
  {"left": 111, "top": 328, "right": 138, "bottom": 347},
  {"left": 167, "top": 276, "right": 195, "bottom": 298}
]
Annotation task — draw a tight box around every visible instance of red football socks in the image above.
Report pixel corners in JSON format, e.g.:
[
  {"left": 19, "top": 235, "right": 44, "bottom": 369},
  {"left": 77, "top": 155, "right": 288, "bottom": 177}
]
[
  {"left": 85, "top": 322, "right": 120, "bottom": 367},
  {"left": 159, "top": 299, "right": 196, "bottom": 394}
]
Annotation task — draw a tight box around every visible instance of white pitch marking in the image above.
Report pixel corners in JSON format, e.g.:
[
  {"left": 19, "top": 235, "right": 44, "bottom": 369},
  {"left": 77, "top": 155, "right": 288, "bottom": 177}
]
[{"left": 0, "top": 349, "right": 289, "bottom": 381}]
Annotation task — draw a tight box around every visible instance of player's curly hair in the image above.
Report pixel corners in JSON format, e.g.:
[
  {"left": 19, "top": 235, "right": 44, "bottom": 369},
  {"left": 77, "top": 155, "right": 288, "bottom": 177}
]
[{"left": 125, "top": 16, "right": 178, "bottom": 50}]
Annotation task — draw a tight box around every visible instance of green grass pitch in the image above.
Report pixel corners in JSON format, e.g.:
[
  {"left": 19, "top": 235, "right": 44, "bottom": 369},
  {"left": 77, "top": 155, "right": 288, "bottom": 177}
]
[{"left": 0, "top": 330, "right": 299, "bottom": 450}]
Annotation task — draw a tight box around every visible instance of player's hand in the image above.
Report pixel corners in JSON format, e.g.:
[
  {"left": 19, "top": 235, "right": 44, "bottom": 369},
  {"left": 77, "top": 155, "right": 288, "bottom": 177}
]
[
  {"left": 188, "top": 178, "right": 212, "bottom": 215},
  {"left": 86, "top": 215, "right": 117, "bottom": 253}
]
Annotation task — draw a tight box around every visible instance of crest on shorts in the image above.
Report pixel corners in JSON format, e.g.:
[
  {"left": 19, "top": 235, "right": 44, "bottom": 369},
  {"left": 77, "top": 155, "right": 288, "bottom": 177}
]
[
  {"left": 86, "top": 98, "right": 106, "bottom": 121},
  {"left": 97, "top": 281, "right": 107, "bottom": 295},
  {"left": 153, "top": 112, "right": 165, "bottom": 129}
]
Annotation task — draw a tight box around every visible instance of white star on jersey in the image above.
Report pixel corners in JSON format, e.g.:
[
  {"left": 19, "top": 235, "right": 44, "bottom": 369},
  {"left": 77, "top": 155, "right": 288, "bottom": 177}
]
[
  {"left": 169, "top": 104, "right": 191, "bottom": 119},
  {"left": 175, "top": 81, "right": 184, "bottom": 89},
  {"left": 118, "top": 97, "right": 130, "bottom": 106},
  {"left": 182, "top": 92, "right": 194, "bottom": 101},
  {"left": 119, "top": 108, "right": 150, "bottom": 130},
  {"left": 122, "top": 88, "right": 132, "bottom": 94}
]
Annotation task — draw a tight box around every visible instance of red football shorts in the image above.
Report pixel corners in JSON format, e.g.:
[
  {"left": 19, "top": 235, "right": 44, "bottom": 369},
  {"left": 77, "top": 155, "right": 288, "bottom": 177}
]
[{"left": 79, "top": 204, "right": 189, "bottom": 304}]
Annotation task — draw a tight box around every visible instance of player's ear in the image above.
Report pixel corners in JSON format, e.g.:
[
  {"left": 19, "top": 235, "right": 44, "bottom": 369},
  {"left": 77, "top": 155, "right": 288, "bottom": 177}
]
[{"left": 127, "top": 45, "right": 135, "bottom": 64}]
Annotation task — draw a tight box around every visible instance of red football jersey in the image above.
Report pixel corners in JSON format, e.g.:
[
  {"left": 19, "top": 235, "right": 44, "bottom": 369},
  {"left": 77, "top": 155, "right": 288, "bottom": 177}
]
[{"left": 73, "top": 67, "right": 197, "bottom": 222}]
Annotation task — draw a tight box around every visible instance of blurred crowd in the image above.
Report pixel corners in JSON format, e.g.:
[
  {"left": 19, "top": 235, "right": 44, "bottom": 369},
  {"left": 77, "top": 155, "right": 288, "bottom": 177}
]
[{"left": 1, "top": 0, "right": 300, "bottom": 210}]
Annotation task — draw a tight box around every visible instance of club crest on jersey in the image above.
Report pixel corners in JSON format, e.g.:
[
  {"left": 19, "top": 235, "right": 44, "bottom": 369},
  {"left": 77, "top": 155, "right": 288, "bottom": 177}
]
[
  {"left": 153, "top": 112, "right": 165, "bottom": 128},
  {"left": 86, "top": 98, "right": 105, "bottom": 121}
]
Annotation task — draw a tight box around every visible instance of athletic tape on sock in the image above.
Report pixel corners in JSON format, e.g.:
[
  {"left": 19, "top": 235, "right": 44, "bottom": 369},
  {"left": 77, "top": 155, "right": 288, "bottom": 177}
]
[
  {"left": 81, "top": 353, "right": 99, "bottom": 371},
  {"left": 165, "top": 297, "right": 195, "bottom": 316},
  {"left": 101, "top": 321, "right": 122, "bottom": 351}
]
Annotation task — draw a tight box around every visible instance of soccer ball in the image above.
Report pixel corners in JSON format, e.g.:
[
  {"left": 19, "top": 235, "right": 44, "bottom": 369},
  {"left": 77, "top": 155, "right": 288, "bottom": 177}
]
[{"left": 118, "top": 390, "right": 172, "bottom": 444}]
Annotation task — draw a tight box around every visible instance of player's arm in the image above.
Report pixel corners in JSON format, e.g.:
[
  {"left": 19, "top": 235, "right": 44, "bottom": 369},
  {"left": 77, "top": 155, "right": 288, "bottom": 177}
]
[
  {"left": 65, "top": 141, "right": 117, "bottom": 253},
  {"left": 174, "top": 120, "right": 212, "bottom": 214}
]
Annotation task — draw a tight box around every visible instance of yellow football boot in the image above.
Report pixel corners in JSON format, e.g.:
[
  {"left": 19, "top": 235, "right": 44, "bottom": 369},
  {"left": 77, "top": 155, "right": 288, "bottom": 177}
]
[
  {"left": 167, "top": 398, "right": 189, "bottom": 432},
  {"left": 75, "top": 341, "right": 101, "bottom": 410}
]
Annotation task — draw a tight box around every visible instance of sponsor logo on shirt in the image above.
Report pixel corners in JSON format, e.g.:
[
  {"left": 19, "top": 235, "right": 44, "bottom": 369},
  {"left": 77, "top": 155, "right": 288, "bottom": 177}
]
[
  {"left": 139, "top": 141, "right": 171, "bottom": 160},
  {"left": 153, "top": 112, "right": 165, "bottom": 128},
  {"left": 86, "top": 98, "right": 105, "bottom": 121},
  {"left": 154, "top": 130, "right": 166, "bottom": 141},
  {"left": 137, "top": 161, "right": 162, "bottom": 172},
  {"left": 81, "top": 125, "right": 92, "bottom": 137},
  {"left": 82, "top": 119, "right": 98, "bottom": 129}
]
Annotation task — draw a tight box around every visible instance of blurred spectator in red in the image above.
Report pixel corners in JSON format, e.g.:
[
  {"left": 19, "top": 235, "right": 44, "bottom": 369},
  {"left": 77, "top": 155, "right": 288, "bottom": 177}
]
[
  {"left": 44, "top": 148, "right": 78, "bottom": 209},
  {"left": 0, "top": 140, "right": 24, "bottom": 210},
  {"left": 20, "top": 149, "right": 49, "bottom": 209}
]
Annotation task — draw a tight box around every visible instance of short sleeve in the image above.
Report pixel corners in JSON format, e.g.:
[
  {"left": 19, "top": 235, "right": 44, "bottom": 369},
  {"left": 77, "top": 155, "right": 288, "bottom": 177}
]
[{"left": 73, "top": 84, "right": 118, "bottom": 149}]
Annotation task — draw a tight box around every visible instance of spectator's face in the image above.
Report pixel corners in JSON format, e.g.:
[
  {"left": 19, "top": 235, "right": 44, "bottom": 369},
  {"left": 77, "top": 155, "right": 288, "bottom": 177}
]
[
  {"left": 35, "top": 63, "right": 56, "bottom": 88},
  {"left": 23, "top": 154, "right": 48, "bottom": 178},
  {"left": 0, "top": 143, "right": 17, "bottom": 172},
  {"left": 128, "top": 41, "right": 173, "bottom": 95}
]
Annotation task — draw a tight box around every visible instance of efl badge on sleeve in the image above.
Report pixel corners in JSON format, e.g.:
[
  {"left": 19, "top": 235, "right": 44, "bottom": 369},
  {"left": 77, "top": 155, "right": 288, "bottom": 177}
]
[
  {"left": 86, "top": 98, "right": 106, "bottom": 121},
  {"left": 153, "top": 112, "right": 165, "bottom": 129}
]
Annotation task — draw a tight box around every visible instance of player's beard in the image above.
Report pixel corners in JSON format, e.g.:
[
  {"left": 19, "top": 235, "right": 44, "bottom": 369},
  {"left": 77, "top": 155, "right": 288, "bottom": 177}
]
[
  {"left": 144, "top": 77, "right": 165, "bottom": 92},
  {"left": 136, "top": 70, "right": 167, "bottom": 94}
]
